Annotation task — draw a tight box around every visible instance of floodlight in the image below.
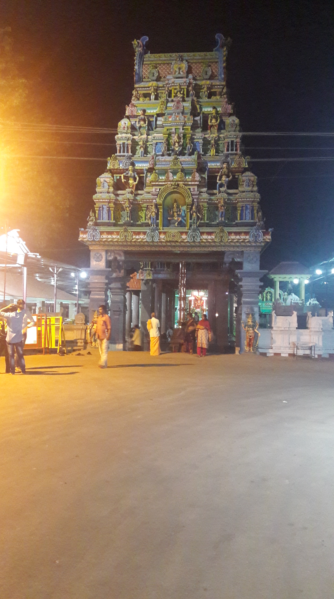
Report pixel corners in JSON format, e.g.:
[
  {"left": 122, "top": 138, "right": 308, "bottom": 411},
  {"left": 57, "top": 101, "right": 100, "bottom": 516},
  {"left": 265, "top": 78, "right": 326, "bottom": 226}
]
[
  {"left": 315, "top": 269, "right": 322, "bottom": 275},
  {"left": 71, "top": 272, "right": 75, "bottom": 277},
  {"left": 331, "top": 268, "right": 334, "bottom": 274},
  {"left": 293, "top": 278, "right": 299, "bottom": 284},
  {"left": 305, "top": 280, "right": 309, "bottom": 284},
  {"left": 80, "top": 271, "right": 87, "bottom": 279}
]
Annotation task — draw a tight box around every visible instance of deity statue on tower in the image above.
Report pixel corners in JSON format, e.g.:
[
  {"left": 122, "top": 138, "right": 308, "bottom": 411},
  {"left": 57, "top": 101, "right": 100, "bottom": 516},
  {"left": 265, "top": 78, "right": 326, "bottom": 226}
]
[
  {"left": 208, "top": 107, "right": 220, "bottom": 135},
  {"left": 217, "top": 197, "right": 225, "bottom": 222},
  {"left": 122, "top": 165, "right": 139, "bottom": 193},
  {"left": 148, "top": 202, "right": 158, "bottom": 228},
  {"left": 217, "top": 162, "right": 232, "bottom": 193},
  {"left": 136, "top": 109, "right": 149, "bottom": 135}
]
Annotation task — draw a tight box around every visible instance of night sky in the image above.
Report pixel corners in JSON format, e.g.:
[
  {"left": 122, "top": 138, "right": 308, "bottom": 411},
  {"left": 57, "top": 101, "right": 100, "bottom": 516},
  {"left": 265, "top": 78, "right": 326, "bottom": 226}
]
[{"left": 2, "top": 0, "right": 334, "bottom": 270}]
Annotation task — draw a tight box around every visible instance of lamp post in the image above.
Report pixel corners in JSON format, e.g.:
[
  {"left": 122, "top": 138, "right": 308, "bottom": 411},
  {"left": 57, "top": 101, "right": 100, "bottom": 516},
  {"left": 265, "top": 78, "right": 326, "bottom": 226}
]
[
  {"left": 71, "top": 270, "right": 87, "bottom": 314},
  {"left": 50, "top": 267, "right": 62, "bottom": 313}
]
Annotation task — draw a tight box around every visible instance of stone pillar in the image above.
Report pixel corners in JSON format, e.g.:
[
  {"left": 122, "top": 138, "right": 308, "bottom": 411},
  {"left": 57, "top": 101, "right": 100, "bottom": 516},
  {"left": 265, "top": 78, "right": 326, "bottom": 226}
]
[
  {"left": 109, "top": 280, "right": 126, "bottom": 351},
  {"left": 140, "top": 280, "right": 153, "bottom": 351},
  {"left": 215, "top": 278, "right": 229, "bottom": 352},
  {"left": 125, "top": 291, "right": 132, "bottom": 348},
  {"left": 299, "top": 280, "right": 305, "bottom": 302},
  {"left": 207, "top": 281, "right": 216, "bottom": 336},
  {"left": 236, "top": 269, "right": 267, "bottom": 353},
  {"left": 88, "top": 270, "right": 109, "bottom": 322},
  {"left": 161, "top": 291, "right": 167, "bottom": 334},
  {"left": 132, "top": 292, "right": 140, "bottom": 326},
  {"left": 154, "top": 281, "right": 162, "bottom": 321},
  {"left": 274, "top": 278, "right": 280, "bottom": 301}
]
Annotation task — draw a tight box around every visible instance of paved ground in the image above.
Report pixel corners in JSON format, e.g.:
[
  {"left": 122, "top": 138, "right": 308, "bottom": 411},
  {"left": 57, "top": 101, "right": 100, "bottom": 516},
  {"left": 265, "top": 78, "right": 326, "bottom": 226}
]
[{"left": 1, "top": 350, "right": 334, "bottom": 599}]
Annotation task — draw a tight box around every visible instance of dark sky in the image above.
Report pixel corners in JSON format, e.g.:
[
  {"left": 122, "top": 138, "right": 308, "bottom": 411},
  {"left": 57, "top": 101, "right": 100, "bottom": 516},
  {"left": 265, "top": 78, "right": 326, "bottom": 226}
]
[{"left": 2, "top": 0, "right": 334, "bottom": 269}]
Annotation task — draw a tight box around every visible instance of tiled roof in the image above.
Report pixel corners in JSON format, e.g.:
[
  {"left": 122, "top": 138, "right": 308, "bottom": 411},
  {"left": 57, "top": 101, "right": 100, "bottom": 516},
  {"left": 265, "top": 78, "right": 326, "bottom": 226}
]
[{"left": 269, "top": 262, "right": 310, "bottom": 276}]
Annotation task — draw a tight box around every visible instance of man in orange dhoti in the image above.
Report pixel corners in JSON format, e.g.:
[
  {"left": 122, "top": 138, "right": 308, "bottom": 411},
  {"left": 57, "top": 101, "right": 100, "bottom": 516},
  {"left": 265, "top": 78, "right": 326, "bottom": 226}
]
[{"left": 147, "top": 312, "right": 161, "bottom": 356}]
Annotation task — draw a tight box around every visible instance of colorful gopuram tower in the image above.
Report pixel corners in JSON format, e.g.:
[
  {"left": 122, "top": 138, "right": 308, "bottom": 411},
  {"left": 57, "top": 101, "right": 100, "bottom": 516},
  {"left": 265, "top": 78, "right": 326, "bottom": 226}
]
[{"left": 79, "top": 34, "right": 271, "bottom": 352}]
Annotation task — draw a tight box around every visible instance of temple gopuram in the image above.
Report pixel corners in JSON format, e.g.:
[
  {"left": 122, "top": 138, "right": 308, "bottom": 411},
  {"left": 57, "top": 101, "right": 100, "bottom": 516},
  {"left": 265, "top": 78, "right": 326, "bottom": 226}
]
[{"left": 79, "top": 34, "right": 271, "bottom": 351}]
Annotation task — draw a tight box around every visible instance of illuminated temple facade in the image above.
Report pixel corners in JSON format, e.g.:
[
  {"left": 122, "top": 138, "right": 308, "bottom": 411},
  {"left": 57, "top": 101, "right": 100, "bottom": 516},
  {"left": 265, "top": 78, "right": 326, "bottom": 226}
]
[{"left": 79, "top": 34, "right": 271, "bottom": 351}]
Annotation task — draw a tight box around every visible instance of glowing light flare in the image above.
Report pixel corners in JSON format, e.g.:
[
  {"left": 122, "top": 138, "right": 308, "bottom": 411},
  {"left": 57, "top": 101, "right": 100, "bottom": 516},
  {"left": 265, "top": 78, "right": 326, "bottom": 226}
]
[
  {"left": 293, "top": 278, "right": 299, "bottom": 284},
  {"left": 315, "top": 269, "right": 322, "bottom": 275}
]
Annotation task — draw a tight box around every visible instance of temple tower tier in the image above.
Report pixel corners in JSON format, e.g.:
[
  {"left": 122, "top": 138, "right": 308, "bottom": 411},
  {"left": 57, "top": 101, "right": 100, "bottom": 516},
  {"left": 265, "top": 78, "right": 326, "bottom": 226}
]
[{"left": 79, "top": 35, "right": 271, "bottom": 352}]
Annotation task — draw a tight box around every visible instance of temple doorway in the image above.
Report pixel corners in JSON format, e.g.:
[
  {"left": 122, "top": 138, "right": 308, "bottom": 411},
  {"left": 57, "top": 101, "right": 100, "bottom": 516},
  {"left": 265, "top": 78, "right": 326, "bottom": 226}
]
[{"left": 174, "top": 289, "right": 208, "bottom": 327}]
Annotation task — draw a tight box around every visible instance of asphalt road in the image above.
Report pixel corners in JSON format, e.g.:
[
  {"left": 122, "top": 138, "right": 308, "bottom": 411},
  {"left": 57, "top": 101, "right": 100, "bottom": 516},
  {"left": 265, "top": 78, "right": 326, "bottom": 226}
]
[{"left": 1, "top": 350, "right": 334, "bottom": 599}]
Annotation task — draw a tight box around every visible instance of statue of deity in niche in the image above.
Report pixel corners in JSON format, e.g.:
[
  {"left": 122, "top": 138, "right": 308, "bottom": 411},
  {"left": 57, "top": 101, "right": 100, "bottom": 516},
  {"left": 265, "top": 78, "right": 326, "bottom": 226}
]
[
  {"left": 148, "top": 203, "right": 158, "bottom": 227},
  {"left": 209, "top": 135, "right": 217, "bottom": 156},
  {"left": 126, "top": 102, "right": 137, "bottom": 116},
  {"left": 217, "top": 162, "right": 232, "bottom": 193},
  {"left": 122, "top": 165, "right": 139, "bottom": 193},
  {"left": 118, "top": 118, "right": 131, "bottom": 133},
  {"left": 87, "top": 209, "right": 96, "bottom": 227},
  {"left": 131, "top": 89, "right": 140, "bottom": 102},
  {"left": 168, "top": 200, "right": 185, "bottom": 227},
  {"left": 186, "top": 137, "right": 193, "bottom": 156},
  {"left": 136, "top": 109, "right": 149, "bottom": 135},
  {"left": 200, "top": 84, "right": 210, "bottom": 99},
  {"left": 242, "top": 313, "right": 259, "bottom": 353},
  {"left": 208, "top": 107, "right": 220, "bottom": 135},
  {"left": 172, "top": 55, "right": 187, "bottom": 77},
  {"left": 217, "top": 198, "right": 225, "bottom": 222},
  {"left": 137, "top": 136, "right": 146, "bottom": 157},
  {"left": 171, "top": 132, "right": 183, "bottom": 155},
  {"left": 191, "top": 203, "right": 200, "bottom": 227}
]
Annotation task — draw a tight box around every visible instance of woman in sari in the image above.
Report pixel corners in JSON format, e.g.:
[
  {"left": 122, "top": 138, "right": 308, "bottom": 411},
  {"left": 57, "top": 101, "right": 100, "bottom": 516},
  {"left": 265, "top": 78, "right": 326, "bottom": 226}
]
[
  {"left": 147, "top": 312, "right": 161, "bottom": 356},
  {"left": 196, "top": 313, "right": 211, "bottom": 357}
]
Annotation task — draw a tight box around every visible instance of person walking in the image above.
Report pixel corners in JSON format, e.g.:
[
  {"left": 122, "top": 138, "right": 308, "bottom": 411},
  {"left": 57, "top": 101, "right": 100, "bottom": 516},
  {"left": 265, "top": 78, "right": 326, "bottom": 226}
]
[
  {"left": 0, "top": 301, "right": 35, "bottom": 375},
  {"left": 96, "top": 305, "right": 111, "bottom": 368},
  {"left": 147, "top": 312, "right": 161, "bottom": 356},
  {"left": 196, "top": 313, "right": 211, "bottom": 357}
]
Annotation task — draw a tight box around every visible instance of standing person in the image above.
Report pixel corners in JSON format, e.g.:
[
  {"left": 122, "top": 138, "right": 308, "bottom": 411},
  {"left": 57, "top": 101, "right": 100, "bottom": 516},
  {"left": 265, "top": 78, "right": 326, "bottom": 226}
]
[
  {"left": 196, "top": 313, "right": 211, "bottom": 357},
  {"left": 147, "top": 312, "right": 160, "bottom": 356},
  {"left": 183, "top": 312, "right": 196, "bottom": 354},
  {"left": 0, "top": 301, "right": 34, "bottom": 375},
  {"left": 15, "top": 300, "right": 36, "bottom": 372},
  {"left": 132, "top": 325, "right": 142, "bottom": 351},
  {"left": 96, "top": 305, "right": 111, "bottom": 368}
]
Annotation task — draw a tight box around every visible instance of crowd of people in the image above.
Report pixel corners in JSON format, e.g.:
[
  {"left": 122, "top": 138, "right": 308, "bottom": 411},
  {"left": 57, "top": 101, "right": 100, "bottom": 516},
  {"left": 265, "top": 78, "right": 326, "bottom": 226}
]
[{"left": 1, "top": 301, "right": 212, "bottom": 373}]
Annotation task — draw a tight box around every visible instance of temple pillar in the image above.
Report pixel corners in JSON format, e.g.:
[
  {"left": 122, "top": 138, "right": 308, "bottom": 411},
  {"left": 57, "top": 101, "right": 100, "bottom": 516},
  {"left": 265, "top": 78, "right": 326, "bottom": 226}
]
[
  {"left": 154, "top": 281, "right": 162, "bottom": 321},
  {"left": 299, "top": 280, "right": 305, "bottom": 302},
  {"left": 132, "top": 292, "right": 140, "bottom": 326},
  {"left": 161, "top": 291, "right": 167, "bottom": 334},
  {"left": 140, "top": 280, "right": 153, "bottom": 351},
  {"left": 88, "top": 269, "right": 109, "bottom": 322},
  {"left": 274, "top": 278, "right": 280, "bottom": 301},
  {"left": 109, "top": 280, "right": 126, "bottom": 351},
  {"left": 125, "top": 291, "right": 132, "bottom": 348},
  {"left": 236, "top": 269, "right": 267, "bottom": 353},
  {"left": 207, "top": 281, "right": 216, "bottom": 336},
  {"left": 215, "top": 278, "right": 229, "bottom": 352}
]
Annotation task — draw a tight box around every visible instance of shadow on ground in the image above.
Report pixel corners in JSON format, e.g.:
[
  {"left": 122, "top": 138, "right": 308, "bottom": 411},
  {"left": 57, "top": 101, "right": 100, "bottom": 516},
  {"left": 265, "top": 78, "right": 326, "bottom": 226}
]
[{"left": 108, "top": 364, "right": 194, "bottom": 368}]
